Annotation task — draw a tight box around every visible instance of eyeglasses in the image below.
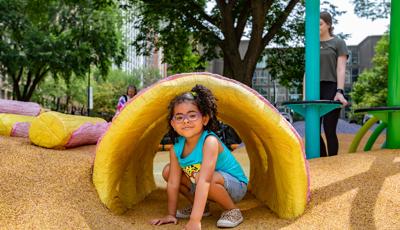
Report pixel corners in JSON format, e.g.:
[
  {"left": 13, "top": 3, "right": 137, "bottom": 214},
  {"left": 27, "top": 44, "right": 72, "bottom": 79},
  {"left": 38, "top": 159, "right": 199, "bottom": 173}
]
[{"left": 172, "top": 112, "right": 202, "bottom": 123}]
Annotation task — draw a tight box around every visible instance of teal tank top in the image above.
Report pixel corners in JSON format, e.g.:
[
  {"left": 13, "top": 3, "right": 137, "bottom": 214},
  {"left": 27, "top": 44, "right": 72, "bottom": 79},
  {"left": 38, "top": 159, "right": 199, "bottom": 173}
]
[{"left": 173, "top": 130, "right": 248, "bottom": 184}]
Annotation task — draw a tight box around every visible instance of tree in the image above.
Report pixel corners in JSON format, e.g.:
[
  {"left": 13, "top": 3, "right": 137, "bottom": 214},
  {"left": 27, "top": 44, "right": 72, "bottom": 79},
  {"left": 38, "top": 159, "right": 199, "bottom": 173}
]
[
  {"left": 31, "top": 74, "right": 87, "bottom": 113},
  {"left": 140, "top": 68, "right": 163, "bottom": 87},
  {"left": 92, "top": 69, "right": 139, "bottom": 120},
  {"left": 0, "top": 0, "right": 125, "bottom": 101},
  {"left": 349, "top": 34, "right": 389, "bottom": 121},
  {"left": 31, "top": 66, "right": 161, "bottom": 120},
  {"left": 92, "top": 68, "right": 160, "bottom": 120},
  {"left": 265, "top": 47, "right": 304, "bottom": 91},
  {"left": 352, "top": 0, "right": 390, "bottom": 20},
  {"left": 129, "top": 0, "right": 309, "bottom": 86},
  {"left": 165, "top": 43, "right": 208, "bottom": 75},
  {"left": 129, "top": 0, "right": 349, "bottom": 87},
  {"left": 31, "top": 77, "right": 69, "bottom": 111}
]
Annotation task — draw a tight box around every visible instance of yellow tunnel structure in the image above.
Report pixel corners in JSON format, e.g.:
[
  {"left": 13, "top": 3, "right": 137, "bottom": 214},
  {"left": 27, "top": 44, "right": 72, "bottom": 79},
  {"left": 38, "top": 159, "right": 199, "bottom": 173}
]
[{"left": 93, "top": 73, "right": 309, "bottom": 219}]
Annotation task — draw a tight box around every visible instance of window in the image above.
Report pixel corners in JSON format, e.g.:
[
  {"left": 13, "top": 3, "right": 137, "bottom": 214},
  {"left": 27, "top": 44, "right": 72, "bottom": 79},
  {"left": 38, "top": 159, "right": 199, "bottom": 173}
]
[{"left": 352, "top": 52, "right": 358, "bottom": 64}]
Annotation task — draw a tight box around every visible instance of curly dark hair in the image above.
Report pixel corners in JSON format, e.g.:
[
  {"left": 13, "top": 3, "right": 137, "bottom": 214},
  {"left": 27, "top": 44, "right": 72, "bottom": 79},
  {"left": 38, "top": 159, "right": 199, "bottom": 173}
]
[{"left": 167, "top": 84, "right": 219, "bottom": 143}]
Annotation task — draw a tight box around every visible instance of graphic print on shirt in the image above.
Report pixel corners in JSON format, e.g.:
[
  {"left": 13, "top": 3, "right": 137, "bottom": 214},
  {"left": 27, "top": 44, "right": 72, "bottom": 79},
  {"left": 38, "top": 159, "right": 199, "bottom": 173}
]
[{"left": 182, "top": 163, "right": 201, "bottom": 184}]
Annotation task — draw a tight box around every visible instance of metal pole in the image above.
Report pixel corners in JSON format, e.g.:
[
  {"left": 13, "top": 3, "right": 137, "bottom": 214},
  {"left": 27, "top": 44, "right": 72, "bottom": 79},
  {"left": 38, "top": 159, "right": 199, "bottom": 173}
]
[
  {"left": 87, "top": 68, "right": 91, "bottom": 116},
  {"left": 305, "top": 0, "right": 321, "bottom": 158},
  {"left": 387, "top": 0, "right": 400, "bottom": 148}
]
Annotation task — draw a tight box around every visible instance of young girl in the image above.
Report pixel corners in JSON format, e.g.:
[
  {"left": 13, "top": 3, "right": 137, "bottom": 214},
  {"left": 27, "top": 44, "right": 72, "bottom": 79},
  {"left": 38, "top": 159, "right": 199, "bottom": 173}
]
[
  {"left": 115, "top": 85, "right": 137, "bottom": 114},
  {"left": 150, "top": 85, "right": 248, "bottom": 229}
]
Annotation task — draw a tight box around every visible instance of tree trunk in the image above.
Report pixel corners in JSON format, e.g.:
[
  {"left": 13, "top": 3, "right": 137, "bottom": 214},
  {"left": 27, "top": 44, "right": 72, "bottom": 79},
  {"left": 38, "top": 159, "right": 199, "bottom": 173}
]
[
  {"left": 12, "top": 80, "right": 20, "bottom": 100},
  {"left": 222, "top": 46, "right": 259, "bottom": 87},
  {"left": 55, "top": 97, "right": 60, "bottom": 111},
  {"left": 216, "top": 0, "right": 300, "bottom": 88},
  {"left": 65, "top": 95, "right": 71, "bottom": 113},
  {"left": 223, "top": 58, "right": 249, "bottom": 86},
  {"left": 10, "top": 66, "right": 49, "bottom": 101},
  {"left": 22, "top": 68, "right": 49, "bottom": 101}
]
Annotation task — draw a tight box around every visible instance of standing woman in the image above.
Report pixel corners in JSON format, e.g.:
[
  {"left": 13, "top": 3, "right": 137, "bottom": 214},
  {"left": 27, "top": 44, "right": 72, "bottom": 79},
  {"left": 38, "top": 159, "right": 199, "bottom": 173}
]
[{"left": 319, "top": 11, "right": 348, "bottom": 157}]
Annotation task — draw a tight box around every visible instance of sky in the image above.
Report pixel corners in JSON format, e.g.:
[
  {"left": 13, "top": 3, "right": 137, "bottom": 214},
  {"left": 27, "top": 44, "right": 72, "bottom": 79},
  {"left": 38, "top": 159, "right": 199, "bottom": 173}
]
[{"left": 332, "top": 0, "right": 390, "bottom": 45}]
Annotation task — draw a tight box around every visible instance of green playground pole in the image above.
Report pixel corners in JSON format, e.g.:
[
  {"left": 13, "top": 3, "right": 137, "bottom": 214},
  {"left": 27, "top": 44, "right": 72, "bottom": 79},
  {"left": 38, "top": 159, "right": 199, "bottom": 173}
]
[
  {"left": 305, "top": 0, "right": 320, "bottom": 158},
  {"left": 364, "top": 122, "right": 387, "bottom": 151},
  {"left": 349, "top": 116, "right": 379, "bottom": 153},
  {"left": 387, "top": 0, "right": 400, "bottom": 148}
]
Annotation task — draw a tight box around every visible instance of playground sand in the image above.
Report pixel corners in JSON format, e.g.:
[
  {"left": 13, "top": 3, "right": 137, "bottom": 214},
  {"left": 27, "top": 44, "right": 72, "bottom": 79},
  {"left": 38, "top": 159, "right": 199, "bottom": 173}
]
[{"left": 0, "top": 134, "right": 399, "bottom": 229}]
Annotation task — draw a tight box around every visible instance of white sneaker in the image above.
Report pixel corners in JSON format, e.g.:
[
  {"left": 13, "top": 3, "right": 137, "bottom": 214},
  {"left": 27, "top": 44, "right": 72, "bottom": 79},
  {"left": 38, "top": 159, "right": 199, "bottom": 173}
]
[
  {"left": 176, "top": 203, "right": 211, "bottom": 219},
  {"left": 216, "top": 208, "right": 243, "bottom": 228}
]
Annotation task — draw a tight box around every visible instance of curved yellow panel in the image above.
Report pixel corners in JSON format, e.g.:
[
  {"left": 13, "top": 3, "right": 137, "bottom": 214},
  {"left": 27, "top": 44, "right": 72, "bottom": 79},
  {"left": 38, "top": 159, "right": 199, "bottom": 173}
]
[
  {"left": 0, "top": 114, "right": 34, "bottom": 136},
  {"left": 29, "top": 111, "right": 105, "bottom": 149},
  {"left": 93, "top": 73, "right": 309, "bottom": 218}
]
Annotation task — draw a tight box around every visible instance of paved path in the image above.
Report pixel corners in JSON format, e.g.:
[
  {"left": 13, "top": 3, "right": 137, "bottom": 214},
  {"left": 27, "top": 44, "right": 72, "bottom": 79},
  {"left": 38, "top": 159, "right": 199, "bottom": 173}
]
[{"left": 292, "top": 119, "right": 364, "bottom": 137}]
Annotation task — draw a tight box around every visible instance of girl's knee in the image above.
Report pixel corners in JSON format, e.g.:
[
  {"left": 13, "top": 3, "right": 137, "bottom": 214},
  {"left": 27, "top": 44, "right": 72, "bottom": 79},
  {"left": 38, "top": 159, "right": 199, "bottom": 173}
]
[
  {"left": 209, "top": 172, "right": 225, "bottom": 186},
  {"left": 162, "top": 163, "right": 170, "bottom": 181}
]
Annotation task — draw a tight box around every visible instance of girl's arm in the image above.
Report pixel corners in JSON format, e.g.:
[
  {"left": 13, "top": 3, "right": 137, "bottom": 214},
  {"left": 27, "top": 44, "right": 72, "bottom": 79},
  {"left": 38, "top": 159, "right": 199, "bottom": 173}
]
[
  {"left": 334, "top": 55, "right": 348, "bottom": 106},
  {"left": 167, "top": 147, "right": 182, "bottom": 217},
  {"left": 190, "top": 136, "right": 219, "bottom": 222},
  {"left": 150, "top": 147, "right": 181, "bottom": 226},
  {"left": 116, "top": 96, "right": 124, "bottom": 112}
]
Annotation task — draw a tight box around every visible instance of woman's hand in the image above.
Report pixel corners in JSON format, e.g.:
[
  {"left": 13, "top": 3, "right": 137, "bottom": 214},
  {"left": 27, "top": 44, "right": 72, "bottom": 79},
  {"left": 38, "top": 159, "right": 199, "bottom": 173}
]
[
  {"left": 149, "top": 215, "right": 178, "bottom": 226},
  {"left": 334, "top": 92, "right": 348, "bottom": 107},
  {"left": 184, "top": 219, "right": 201, "bottom": 230}
]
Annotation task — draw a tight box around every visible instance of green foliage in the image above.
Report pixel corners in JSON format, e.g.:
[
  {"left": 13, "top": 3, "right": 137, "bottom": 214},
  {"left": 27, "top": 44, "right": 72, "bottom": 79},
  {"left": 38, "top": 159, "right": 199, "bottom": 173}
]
[
  {"left": 92, "top": 68, "right": 160, "bottom": 120},
  {"left": 349, "top": 34, "right": 389, "bottom": 122},
  {"left": 128, "top": 0, "right": 348, "bottom": 87},
  {"left": 0, "top": 0, "right": 125, "bottom": 101},
  {"left": 92, "top": 69, "right": 138, "bottom": 119},
  {"left": 92, "top": 81, "right": 120, "bottom": 119},
  {"left": 166, "top": 43, "right": 208, "bottom": 75},
  {"left": 128, "top": 0, "right": 310, "bottom": 85},
  {"left": 352, "top": 0, "right": 390, "bottom": 20},
  {"left": 140, "top": 68, "right": 162, "bottom": 87},
  {"left": 266, "top": 47, "right": 304, "bottom": 91},
  {"left": 130, "top": 0, "right": 218, "bottom": 68},
  {"left": 31, "top": 73, "right": 86, "bottom": 112},
  {"left": 30, "top": 67, "right": 161, "bottom": 120},
  {"left": 94, "top": 69, "right": 140, "bottom": 87}
]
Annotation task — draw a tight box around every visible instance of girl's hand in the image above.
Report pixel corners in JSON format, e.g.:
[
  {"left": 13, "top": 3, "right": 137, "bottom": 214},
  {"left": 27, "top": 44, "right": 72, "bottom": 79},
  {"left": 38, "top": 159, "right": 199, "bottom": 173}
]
[
  {"left": 334, "top": 92, "right": 348, "bottom": 107},
  {"left": 149, "top": 215, "right": 178, "bottom": 226},
  {"left": 183, "top": 219, "right": 201, "bottom": 230}
]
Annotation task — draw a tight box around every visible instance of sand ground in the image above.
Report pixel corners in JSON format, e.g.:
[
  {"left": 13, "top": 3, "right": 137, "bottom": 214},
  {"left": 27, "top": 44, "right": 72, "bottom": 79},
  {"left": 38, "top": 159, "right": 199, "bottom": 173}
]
[{"left": 0, "top": 134, "right": 399, "bottom": 229}]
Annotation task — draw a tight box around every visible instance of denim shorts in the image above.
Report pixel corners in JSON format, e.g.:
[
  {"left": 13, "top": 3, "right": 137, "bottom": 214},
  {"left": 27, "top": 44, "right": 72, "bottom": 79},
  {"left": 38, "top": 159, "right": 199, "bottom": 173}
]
[{"left": 190, "top": 171, "right": 247, "bottom": 203}]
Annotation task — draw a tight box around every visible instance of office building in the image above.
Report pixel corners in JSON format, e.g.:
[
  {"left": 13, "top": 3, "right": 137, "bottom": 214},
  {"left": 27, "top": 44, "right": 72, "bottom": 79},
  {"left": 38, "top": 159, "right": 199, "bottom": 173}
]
[{"left": 119, "top": 4, "right": 167, "bottom": 81}]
